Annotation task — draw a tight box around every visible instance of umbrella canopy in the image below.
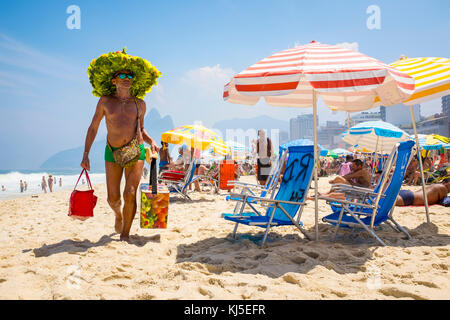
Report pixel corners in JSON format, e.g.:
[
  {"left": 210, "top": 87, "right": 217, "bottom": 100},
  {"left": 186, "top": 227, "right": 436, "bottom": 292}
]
[
  {"left": 280, "top": 139, "right": 328, "bottom": 156},
  {"left": 332, "top": 148, "right": 353, "bottom": 156},
  {"left": 326, "top": 150, "right": 338, "bottom": 159},
  {"left": 413, "top": 134, "right": 450, "bottom": 150},
  {"left": 224, "top": 41, "right": 414, "bottom": 111},
  {"left": 226, "top": 140, "right": 250, "bottom": 160},
  {"left": 161, "top": 124, "right": 228, "bottom": 155},
  {"left": 383, "top": 56, "right": 450, "bottom": 224},
  {"left": 348, "top": 146, "right": 372, "bottom": 153},
  {"left": 388, "top": 57, "right": 450, "bottom": 105},
  {"left": 223, "top": 40, "right": 414, "bottom": 241},
  {"left": 342, "top": 120, "right": 411, "bottom": 154}
]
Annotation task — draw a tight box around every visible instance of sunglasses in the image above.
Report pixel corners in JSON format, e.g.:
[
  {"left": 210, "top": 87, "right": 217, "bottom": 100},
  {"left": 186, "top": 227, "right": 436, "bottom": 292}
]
[{"left": 116, "top": 73, "right": 134, "bottom": 80}]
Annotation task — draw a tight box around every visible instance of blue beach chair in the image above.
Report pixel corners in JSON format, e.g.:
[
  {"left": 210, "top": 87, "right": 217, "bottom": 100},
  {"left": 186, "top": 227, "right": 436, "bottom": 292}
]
[
  {"left": 159, "top": 158, "right": 201, "bottom": 201},
  {"left": 222, "top": 146, "right": 315, "bottom": 247},
  {"left": 320, "top": 140, "right": 414, "bottom": 246},
  {"left": 224, "top": 150, "right": 287, "bottom": 217}
]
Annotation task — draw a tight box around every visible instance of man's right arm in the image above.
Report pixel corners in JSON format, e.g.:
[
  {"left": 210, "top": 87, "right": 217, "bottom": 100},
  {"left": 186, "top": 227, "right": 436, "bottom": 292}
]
[{"left": 81, "top": 98, "right": 105, "bottom": 171}]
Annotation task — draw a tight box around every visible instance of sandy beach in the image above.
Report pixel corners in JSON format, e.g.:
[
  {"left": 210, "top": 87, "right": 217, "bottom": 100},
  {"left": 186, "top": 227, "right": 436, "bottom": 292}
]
[{"left": 0, "top": 174, "right": 449, "bottom": 300}]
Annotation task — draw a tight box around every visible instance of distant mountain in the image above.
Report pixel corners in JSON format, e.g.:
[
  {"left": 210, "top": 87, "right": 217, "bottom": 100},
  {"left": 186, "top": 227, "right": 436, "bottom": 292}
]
[
  {"left": 40, "top": 108, "right": 175, "bottom": 172},
  {"left": 144, "top": 108, "right": 175, "bottom": 143},
  {"left": 40, "top": 139, "right": 107, "bottom": 172}
]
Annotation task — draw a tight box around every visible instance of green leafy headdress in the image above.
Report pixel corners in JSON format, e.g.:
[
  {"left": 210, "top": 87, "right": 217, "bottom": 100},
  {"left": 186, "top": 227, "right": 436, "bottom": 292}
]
[{"left": 87, "top": 48, "right": 161, "bottom": 99}]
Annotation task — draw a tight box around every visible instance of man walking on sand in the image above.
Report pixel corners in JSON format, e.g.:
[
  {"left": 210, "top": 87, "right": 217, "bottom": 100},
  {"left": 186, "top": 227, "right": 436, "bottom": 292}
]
[{"left": 81, "top": 48, "right": 161, "bottom": 242}]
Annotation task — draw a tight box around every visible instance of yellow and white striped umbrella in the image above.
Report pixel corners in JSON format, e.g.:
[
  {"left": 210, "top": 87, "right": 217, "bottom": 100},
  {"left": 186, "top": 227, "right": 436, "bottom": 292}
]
[
  {"left": 390, "top": 57, "right": 450, "bottom": 105},
  {"left": 161, "top": 124, "right": 228, "bottom": 155}
]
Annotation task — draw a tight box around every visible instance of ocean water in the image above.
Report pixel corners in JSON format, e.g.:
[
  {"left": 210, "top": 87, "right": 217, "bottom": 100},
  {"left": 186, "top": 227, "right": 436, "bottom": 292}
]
[{"left": 0, "top": 170, "right": 106, "bottom": 201}]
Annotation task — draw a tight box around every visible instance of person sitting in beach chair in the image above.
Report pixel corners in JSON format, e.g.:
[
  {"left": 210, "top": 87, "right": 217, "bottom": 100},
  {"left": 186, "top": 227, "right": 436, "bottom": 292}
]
[
  {"left": 159, "top": 157, "right": 201, "bottom": 201},
  {"left": 396, "top": 179, "right": 450, "bottom": 206},
  {"left": 404, "top": 156, "right": 421, "bottom": 186},
  {"left": 320, "top": 141, "right": 415, "bottom": 246},
  {"left": 323, "top": 159, "right": 371, "bottom": 197},
  {"left": 222, "top": 145, "right": 314, "bottom": 247},
  {"left": 158, "top": 141, "right": 172, "bottom": 173}
]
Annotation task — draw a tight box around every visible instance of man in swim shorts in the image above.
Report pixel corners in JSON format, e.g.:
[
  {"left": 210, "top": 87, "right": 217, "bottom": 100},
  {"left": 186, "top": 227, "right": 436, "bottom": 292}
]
[
  {"left": 81, "top": 49, "right": 161, "bottom": 242},
  {"left": 395, "top": 180, "right": 450, "bottom": 206},
  {"left": 328, "top": 159, "right": 371, "bottom": 188}
]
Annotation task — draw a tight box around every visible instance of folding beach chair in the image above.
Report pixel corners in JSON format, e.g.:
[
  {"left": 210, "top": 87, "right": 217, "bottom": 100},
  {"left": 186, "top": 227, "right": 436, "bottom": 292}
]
[
  {"left": 198, "top": 162, "right": 219, "bottom": 193},
  {"left": 159, "top": 158, "right": 200, "bottom": 201},
  {"left": 320, "top": 140, "right": 414, "bottom": 246},
  {"left": 222, "top": 146, "right": 314, "bottom": 247},
  {"left": 224, "top": 149, "right": 287, "bottom": 216}
]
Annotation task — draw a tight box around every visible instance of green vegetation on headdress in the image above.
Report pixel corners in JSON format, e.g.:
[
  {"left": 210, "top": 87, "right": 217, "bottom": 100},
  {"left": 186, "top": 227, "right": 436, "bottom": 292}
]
[{"left": 87, "top": 47, "right": 162, "bottom": 99}]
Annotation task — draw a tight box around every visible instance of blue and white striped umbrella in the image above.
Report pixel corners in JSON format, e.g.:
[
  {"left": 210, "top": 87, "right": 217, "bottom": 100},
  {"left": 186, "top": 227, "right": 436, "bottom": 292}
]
[
  {"left": 280, "top": 139, "right": 328, "bottom": 156},
  {"left": 342, "top": 121, "right": 411, "bottom": 154}
]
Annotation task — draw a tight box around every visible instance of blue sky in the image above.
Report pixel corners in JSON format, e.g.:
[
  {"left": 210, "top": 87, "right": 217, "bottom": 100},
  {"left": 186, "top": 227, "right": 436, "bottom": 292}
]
[{"left": 0, "top": 0, "right": 449, "bottom": 170}]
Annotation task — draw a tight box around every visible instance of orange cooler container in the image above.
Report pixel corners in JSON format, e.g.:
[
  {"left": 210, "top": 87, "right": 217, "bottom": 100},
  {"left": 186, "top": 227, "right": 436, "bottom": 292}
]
[
  {"left": 219, "top": 160, "right": 235, "bottom": 190},
  {"left": 140, "top": 183, "right": 169, "bottom": 229}
]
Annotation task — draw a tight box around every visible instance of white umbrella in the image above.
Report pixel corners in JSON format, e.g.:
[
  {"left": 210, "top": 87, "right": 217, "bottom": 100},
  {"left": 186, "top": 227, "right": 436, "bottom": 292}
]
[{"left": 342, "top": 121, "right": 411, "bottom": 155}]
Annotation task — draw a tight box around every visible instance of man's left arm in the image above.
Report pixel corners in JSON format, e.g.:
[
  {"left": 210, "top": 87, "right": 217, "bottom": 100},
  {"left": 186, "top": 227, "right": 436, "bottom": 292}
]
[{"left": 139, "top": 99, "right": 159, "bottom": 153}]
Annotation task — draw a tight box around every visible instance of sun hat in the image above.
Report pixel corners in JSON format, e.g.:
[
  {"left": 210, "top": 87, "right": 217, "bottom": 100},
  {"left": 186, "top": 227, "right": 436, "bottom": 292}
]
[{"left": 87, "top": 47, "right": 161, "bottom": 99}]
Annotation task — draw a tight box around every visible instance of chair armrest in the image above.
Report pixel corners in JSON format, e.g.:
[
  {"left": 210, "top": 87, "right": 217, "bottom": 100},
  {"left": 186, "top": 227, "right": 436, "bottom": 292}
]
[
  {"left": 228, "top": 193, "right": 306, "bottom": 207},
  {"left": 318, "top": 195, "right": 376, "bottom": 209},
  {"left": 228, "top": 181, "right": 267, "bottom": 190},
  {"left": 331, "top": 184, "right": 384, "bottom": 198}
]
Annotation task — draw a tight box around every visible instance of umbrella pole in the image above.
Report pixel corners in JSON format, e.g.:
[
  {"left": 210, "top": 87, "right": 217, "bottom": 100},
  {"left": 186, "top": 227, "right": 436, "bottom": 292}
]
[
  {"left": 313, "top": 91, "right": 319, "bottom": 241},
  {"left": 409, "top": 105, "right": 430, "bottom": 223}
]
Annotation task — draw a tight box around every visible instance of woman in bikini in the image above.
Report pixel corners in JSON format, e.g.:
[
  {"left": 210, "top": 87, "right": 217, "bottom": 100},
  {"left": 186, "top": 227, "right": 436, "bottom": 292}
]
[{"left": 396, "top": 179, "right": 450, "bottom": 206}]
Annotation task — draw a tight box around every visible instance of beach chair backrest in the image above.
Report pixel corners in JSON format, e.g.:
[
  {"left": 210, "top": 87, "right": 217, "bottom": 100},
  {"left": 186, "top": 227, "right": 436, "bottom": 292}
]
[
  {"left": 181, "top": 158, "right": 198, "bottom": 192},
  {"left": 261, "top": 150, "right": 286, "bottom": 198},
  {"left": 374, "top": 140, "right": 414, "bottom": 223},
  {"left": 266, "top": 146, "right": 314, "bottom": 222}
]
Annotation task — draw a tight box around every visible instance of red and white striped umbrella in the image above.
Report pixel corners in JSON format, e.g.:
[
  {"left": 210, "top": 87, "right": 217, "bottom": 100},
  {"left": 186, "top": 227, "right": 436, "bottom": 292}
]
[
  {"left": 223, "top": 41, "right": 415, "bottom": 240},
  {"left": 224, "top": 41, "right": 414, "bottom": 111}
]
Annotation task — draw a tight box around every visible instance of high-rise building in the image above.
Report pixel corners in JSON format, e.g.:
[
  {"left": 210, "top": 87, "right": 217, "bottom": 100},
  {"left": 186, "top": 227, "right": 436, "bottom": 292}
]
[
  {"left": 279, "top": 130, "right": 289, "bottom": 145},
  {"left": 443, "top": 95, "right": 450, "bottom": 137},
  {"left": 379, "top": 104, "right": 421, "bottom": 125},
  {"left": 317, "top": 121, "right": 348, "bottom": 150},
  {"left": 443, "top": 95, "right": 450, "bottom": 117},
  {"left": 289, "top": 114, "right": 316, "bottom": 140},
  {"left": 350, "top": 111, "right": 382, "bottom": 125}
]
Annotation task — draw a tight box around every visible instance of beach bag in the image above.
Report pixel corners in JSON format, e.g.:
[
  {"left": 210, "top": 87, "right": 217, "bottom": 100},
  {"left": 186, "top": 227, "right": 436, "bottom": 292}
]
[
  {"left": 68, "top": 169, "right": 97, "bottom": 220},
  {"left": 140, "top": 159, "right": 170, "bottom": 228}
]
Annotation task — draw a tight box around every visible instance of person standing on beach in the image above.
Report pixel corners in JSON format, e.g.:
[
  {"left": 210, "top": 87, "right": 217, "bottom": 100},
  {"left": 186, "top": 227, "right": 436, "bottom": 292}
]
[
  {"left": 59, "top": 177, "right": 62, "bottom": 187},
  {"left": 256, "top": 130, "right": 273, "bottom": 185},
  {"left": 81, "top": 48, "right": 161, "bottom": 242},
  {"left": 24, "top": 181, "right": 27, "bottom": 191},
  {"left": 48, "top": 175, "right": 53, "bottom": 192},
  {"left": 41, "top": 176, "right": 47, "bottom": 193},
  {"left": 19, "top": 180, "right": 24, "bottom": 193}
]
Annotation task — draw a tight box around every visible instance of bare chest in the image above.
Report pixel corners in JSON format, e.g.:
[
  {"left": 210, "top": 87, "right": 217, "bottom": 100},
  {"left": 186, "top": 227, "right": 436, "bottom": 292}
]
[{"left": 104, "top": 100, "right": 138, "bottom": 127}]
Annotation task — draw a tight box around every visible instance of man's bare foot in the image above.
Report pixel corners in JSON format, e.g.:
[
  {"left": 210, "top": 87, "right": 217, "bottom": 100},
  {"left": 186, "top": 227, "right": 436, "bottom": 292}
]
[
  {"left": 114, "top": 216, "right": 123, "bottom": 234},
  {"left": 120, "top": 234, "right": 131, "bottom": 243}
]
